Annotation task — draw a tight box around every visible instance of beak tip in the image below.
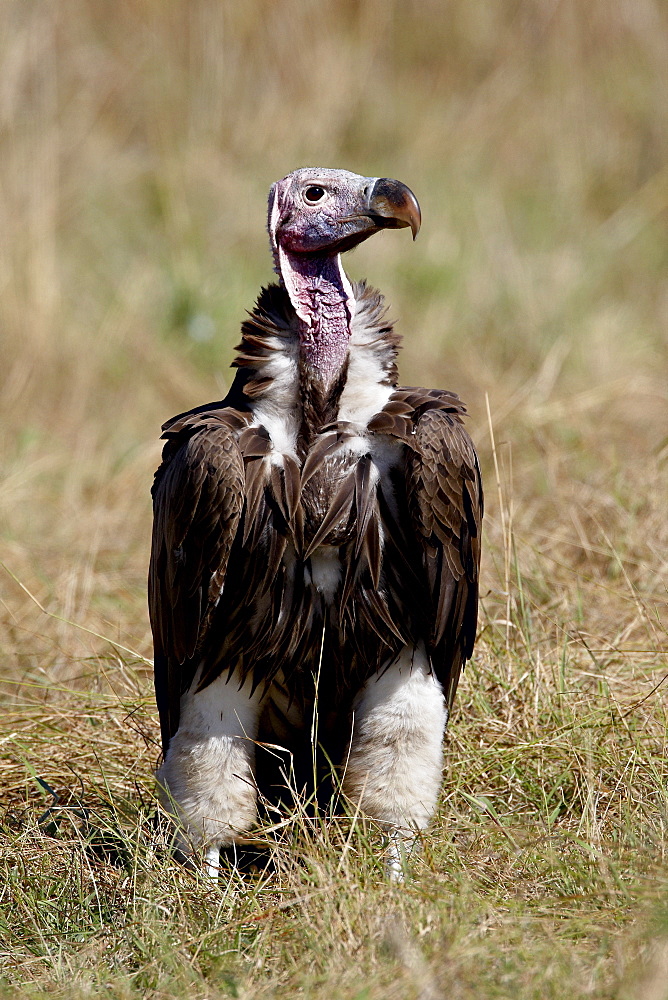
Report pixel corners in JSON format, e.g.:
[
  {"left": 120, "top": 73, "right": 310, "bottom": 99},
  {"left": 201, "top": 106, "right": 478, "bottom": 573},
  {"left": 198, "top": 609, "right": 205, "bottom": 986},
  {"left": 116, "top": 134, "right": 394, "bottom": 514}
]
[{"left": 408, "top": 196, "right": 421, "bottom": 241}]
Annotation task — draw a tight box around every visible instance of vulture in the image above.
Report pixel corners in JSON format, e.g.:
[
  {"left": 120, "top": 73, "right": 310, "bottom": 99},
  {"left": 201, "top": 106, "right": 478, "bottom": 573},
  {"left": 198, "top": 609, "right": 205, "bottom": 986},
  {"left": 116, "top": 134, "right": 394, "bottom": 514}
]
[{"left": 149, "top": 167, "right": 483, "bottom": 878}]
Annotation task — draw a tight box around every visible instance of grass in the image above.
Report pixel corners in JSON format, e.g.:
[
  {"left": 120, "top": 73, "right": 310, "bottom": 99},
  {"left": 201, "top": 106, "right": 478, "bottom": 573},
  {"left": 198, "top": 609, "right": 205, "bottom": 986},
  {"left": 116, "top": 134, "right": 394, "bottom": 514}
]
[{"left": 1, "top": 0, "right": 667, "bottom": 996}]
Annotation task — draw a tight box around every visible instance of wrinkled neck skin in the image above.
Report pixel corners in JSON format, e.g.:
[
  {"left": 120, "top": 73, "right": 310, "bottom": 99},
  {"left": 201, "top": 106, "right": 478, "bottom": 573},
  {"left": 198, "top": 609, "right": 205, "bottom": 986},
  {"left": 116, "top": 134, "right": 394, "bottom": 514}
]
[{"left": 278, "top": 247, "right": 355, "bottom": 389}]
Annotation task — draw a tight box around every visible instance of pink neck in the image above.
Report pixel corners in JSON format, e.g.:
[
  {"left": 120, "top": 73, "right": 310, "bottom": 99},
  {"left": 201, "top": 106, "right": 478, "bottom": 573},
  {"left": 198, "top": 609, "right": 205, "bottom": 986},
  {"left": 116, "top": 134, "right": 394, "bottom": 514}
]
[{"left": 279, "top": 249, "right": 354, "bottom": 387}]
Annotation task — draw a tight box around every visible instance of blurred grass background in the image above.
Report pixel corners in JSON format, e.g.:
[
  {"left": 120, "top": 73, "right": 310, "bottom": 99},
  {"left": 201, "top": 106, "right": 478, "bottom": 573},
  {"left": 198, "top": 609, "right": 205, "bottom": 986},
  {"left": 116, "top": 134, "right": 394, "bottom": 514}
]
[{"left": 0, "top": 1, "right": 667, "bottom": 997}]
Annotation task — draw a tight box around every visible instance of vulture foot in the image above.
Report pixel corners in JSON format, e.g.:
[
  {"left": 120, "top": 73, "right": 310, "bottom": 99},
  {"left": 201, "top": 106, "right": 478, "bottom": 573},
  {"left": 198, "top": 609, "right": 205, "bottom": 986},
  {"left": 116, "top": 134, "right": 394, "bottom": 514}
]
[
  {"left": 386, "top": 829, "right": 419, "bottom": 882},
  {"left": 204, "top": 845, "right": 221, "bottom": 881}
]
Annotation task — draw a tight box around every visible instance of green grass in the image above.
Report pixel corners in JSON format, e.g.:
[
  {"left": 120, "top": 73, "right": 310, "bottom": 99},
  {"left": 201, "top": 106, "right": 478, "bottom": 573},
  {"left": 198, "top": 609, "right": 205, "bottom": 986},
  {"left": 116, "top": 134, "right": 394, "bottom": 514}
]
[{"left": 1, "top": 0, "right": 667, "bottom": 996}]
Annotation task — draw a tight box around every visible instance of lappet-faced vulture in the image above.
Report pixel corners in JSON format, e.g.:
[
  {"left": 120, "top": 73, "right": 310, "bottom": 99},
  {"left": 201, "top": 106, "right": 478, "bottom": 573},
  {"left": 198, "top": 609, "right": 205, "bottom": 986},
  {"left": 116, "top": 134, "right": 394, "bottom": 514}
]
[{"left": 149, "top": 168, "right": 483, "bottom": 878}]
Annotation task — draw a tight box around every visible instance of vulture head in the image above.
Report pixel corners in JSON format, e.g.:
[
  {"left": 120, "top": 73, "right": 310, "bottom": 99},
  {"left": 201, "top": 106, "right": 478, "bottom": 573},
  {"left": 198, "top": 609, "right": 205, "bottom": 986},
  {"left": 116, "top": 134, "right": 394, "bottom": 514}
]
[
  {"left": 268, "top": 167, "right": 421, "bottom": 258},
  {"left": 267, "top": 168, "right": 421, "bottom": 380}
]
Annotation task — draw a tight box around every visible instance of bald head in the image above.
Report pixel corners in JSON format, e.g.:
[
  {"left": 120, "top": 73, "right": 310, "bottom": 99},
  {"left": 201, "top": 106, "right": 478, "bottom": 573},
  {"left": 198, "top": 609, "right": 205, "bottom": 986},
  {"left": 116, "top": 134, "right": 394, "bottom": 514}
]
[{"left": 268, "top": 167, "right": 421, "bottom": 259}]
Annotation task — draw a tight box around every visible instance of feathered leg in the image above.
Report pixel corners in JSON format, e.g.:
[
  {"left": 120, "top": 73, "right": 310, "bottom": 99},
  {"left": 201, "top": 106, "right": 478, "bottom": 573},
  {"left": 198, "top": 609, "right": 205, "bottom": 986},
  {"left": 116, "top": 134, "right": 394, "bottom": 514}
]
[
  {"left": 341, "top": 644, "right": 448, "bottom": 880},
  {"left": 157, "top": 666, "right": 263, "bottom": 875}
]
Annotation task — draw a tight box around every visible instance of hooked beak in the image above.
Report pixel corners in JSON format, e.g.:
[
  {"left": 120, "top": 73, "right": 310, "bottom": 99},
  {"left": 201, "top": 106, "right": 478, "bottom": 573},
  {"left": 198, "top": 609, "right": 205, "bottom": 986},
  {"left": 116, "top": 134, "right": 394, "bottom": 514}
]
[
  {"left": 364, "top": 177, "right": 421, "bottom": 240},
  {"left": 334, "top": 177, "right": 422, "bottom": 251}
]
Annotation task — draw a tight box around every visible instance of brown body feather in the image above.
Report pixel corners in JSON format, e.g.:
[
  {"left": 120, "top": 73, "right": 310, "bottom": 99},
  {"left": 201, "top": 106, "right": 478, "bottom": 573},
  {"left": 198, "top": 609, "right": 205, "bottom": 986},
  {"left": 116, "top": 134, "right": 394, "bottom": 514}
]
[{"left": 149, "top": 282, "right": 483, "bottom": 760}]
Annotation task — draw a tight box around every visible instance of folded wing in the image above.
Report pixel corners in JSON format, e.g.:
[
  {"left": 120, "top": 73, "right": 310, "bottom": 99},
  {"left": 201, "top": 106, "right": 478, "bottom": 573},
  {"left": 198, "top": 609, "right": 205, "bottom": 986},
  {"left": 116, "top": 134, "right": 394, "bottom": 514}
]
[
  {"left": 149, "top": 411, "right": 246, "bottom": 753},
  {"left": 402, "top": 396, "right": 483, "bottom": 706}
]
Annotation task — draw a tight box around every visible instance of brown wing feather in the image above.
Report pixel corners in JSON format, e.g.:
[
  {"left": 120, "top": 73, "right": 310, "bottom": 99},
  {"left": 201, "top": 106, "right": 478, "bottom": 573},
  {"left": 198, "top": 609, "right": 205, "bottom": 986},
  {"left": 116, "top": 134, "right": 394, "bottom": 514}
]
[
  {"left": 149, "top": 413, "right": 245, "bottom": 753},
  {"left": 406, "top": 401, "right": 483, "bottom": 708}
]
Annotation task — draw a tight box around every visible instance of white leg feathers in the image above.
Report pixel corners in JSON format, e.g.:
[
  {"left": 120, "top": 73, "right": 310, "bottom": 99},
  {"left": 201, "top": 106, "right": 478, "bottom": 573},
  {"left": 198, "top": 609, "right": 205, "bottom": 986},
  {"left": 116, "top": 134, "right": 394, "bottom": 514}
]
[
  {"left": 157, "top": 667, "right": 262, "bottom": 864},
  {"left": 158, "top": 649, "right": 447, "bottom": 881},
  {"left": 342, "top": 645, "right": 448, "bottom": 877}
]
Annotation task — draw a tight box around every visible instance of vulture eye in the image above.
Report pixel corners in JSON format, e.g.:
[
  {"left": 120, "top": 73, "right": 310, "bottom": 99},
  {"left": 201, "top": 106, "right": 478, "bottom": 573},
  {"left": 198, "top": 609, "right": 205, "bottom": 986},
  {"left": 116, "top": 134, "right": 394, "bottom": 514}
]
[{"left": 303, "top": 185, "right": 326, "bottom": 205}]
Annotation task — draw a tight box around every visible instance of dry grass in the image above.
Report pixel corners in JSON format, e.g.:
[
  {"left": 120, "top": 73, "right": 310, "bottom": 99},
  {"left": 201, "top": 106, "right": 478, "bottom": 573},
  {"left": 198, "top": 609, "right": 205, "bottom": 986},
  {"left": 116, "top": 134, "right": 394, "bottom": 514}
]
[{"left": 1, "top": 1, "right": 667, "bottom": 996}]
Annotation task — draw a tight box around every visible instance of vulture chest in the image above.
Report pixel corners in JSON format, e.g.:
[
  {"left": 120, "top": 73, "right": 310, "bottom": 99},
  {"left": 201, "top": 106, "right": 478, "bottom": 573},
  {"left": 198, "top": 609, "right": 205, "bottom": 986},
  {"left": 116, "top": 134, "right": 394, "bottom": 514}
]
[{"left": 301, "top": 447, "right": 369, "bottom": 551}]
